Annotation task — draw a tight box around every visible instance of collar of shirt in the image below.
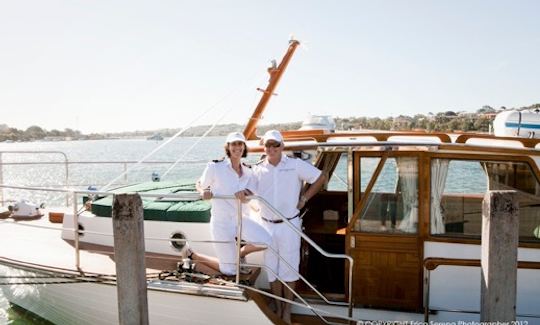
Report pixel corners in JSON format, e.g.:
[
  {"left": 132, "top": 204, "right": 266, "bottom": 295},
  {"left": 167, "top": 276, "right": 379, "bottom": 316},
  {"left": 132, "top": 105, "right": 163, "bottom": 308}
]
[
  {"left": 263, "top": 153, "right": 288, "bottom": 168},
  {"left": 225, "top": 157, "right": 250, "bottom": 177}
]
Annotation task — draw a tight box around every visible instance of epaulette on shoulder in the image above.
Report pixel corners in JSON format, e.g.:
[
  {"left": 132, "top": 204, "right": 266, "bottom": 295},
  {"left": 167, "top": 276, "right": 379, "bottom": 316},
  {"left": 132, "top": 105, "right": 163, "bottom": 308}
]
[
  {"left": 254, "top": 159, "right": 265, "bottom": 165},
  {"left": 286, "top": 154, "right": 299, "bottom": 159},
  {"left": 212, "top": 158, "right": 225, "bottom": 163},
  {"left": 242, "top": 162, "right": 252, "bottom": 169}
]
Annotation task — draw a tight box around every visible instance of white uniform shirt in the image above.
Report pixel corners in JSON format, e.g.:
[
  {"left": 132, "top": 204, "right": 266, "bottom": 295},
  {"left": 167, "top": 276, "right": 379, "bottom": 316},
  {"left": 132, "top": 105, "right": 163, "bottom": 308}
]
[
  {"left": 248, "top": 154, "right": 321, "bottom": 221},
  {"left": 198, "top": 158, "right": 252, "bottom": 220}
]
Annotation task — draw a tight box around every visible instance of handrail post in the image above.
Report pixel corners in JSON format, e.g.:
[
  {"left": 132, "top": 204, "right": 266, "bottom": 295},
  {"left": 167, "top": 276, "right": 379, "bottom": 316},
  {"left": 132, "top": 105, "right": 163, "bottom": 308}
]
[
  {"left": 348, "top": 260, "right": 353, "bottom": 319},
  {"left": 64, "top": 154, "right": 69, "bottom": 206},
  {"left": 0, "top": 152, "right": 3, "bottom": 205},
  {"left": 423, "top": 267, "right": 430, "bottom": 322},
  {"left": 235, "top": 199, "right": 242, "bottom": 284},
  {"left": 72, "top": 191, "right": 80, "bottom": 270}
]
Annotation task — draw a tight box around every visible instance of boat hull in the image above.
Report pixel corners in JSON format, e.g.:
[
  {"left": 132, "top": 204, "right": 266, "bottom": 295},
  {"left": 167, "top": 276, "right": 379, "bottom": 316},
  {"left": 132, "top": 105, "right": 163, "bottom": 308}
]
[{"left": 0, "top": 263, "right": 272, "bottom": 325}]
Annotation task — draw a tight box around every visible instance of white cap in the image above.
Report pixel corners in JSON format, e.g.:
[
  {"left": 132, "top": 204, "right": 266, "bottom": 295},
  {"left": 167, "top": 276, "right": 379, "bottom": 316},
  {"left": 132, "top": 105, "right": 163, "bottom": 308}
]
[
  {"left": 262, "top": 129, "right": 283, "bottom": 144},
  {"left": 225, "top": 132, "right": 246, "bottom": 143}
]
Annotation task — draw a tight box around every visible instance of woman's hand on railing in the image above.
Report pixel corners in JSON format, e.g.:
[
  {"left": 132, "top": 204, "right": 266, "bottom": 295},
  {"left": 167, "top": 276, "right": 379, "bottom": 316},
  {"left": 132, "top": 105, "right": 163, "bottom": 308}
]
[{"left": 202, "top": 189, "right": 213, "bottom": 200}]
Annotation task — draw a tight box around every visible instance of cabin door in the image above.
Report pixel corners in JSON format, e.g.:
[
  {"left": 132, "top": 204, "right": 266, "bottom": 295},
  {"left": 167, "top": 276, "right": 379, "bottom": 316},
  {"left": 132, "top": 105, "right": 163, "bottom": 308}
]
[{"left": 346, "top": 152, "right": 423, "bottom": 311}]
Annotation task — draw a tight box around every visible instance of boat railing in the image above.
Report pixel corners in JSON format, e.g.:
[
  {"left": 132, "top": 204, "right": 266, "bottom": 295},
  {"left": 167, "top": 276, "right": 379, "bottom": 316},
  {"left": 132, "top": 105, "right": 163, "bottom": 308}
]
[
  {"left": 247, "top": 195, "right": 354, "bottom": 317},
  {"left": 0, "top": 184, "right": 355, "bottom": 324},
  {"left": 423, "top": 257, "right": 540, "bottom": 322},
  {"left": 0, "top": 150, "right": 206, "bottom": 205},
  {"left": 0, "top": 151, "right": 69, "bottom": 205}
]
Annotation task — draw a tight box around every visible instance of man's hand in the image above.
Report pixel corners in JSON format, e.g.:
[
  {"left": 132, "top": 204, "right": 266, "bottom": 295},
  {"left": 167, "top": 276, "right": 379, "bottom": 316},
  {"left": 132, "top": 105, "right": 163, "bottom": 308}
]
[
  {"left": 235, "top": 190, "right": 248, "bottom": 203},
  {"left": 296, "top": 195, "right": 308, "bottom": 209}
]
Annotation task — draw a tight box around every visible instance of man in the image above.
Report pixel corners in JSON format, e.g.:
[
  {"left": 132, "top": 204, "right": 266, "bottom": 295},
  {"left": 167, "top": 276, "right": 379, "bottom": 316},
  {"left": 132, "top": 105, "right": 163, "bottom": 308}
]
[{"left": 247, "top": 129, "right": 326, "bottom": 324}]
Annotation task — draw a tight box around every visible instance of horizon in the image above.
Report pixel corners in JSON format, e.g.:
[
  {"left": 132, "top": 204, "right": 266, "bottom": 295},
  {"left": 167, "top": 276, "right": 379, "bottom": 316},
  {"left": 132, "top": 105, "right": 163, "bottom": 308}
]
[{"left": 1, "top": 1, "right": 539, "bottom": 134}]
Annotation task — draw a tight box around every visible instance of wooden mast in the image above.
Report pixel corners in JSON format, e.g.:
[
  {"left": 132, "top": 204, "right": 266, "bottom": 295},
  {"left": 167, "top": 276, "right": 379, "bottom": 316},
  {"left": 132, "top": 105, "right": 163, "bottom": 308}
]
[{"left": 243, "top": 40, "right": 301, "bottom": 140}]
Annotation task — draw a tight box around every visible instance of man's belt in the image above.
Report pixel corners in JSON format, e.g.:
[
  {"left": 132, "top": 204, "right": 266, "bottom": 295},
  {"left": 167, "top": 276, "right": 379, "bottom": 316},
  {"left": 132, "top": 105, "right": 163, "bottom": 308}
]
[{"left": 261, "top": 210, "right": 307, "bottom": 224}]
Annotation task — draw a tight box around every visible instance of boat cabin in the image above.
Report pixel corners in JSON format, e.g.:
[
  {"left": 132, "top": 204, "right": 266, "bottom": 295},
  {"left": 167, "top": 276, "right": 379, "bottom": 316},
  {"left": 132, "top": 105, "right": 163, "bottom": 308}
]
[{"left": 255, "top": 130, "right": 540, "bottom": 315}]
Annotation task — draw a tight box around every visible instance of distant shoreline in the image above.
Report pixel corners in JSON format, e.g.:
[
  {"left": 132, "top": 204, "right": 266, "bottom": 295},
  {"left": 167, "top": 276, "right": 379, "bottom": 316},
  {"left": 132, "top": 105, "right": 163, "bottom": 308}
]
[{"left": 2, "top": 104, "right": 539, "bottom": 142}]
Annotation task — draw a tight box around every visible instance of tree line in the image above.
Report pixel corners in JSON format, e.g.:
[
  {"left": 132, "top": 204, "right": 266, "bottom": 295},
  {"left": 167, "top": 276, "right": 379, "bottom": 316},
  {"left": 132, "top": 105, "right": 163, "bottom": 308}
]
[{"left": 2, "top": 103, "right": 539, "bottom": 142}]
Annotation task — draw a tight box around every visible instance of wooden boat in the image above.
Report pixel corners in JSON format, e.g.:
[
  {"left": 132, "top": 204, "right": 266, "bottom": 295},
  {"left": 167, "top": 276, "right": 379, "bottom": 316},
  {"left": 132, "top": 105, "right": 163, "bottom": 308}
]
[{"left": 1, "top": 40, "right": 540, "bottom": 324}]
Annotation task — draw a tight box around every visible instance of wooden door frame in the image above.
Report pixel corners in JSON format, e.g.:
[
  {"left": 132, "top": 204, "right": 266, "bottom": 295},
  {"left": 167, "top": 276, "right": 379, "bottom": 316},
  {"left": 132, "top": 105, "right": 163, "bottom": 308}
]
[{"left": 345, "top": 150, "right": 428, "bottom": 311}]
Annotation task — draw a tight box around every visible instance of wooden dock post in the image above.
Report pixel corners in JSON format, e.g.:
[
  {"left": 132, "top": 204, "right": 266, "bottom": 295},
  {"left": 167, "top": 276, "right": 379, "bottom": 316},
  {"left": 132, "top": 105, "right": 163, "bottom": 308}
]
[
  {"left": 112, "top": 193, "right": 149, "bottom": 325},
  {"left": 481, "top": 190, "right": 519, "bottom": 322}
]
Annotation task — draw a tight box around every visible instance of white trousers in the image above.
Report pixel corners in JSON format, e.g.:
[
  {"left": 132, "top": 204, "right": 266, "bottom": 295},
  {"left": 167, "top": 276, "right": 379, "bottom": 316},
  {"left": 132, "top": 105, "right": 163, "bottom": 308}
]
[
  {"left": 210, "top": 215, "right": 271, "bottom": 275},
  {"left": 261, "top": 217, "right": 302, "bottom": 282}
]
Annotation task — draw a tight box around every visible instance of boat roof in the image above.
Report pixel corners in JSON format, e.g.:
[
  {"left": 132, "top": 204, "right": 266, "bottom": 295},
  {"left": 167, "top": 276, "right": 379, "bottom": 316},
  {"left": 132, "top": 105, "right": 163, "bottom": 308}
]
[{"left": 246, "top": 129, "right": 540, "bottom": 155}]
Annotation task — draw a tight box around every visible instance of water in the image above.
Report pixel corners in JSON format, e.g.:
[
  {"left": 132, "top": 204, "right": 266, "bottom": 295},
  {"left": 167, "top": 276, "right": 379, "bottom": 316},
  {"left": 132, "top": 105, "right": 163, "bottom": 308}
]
[{"left": 0, "top": 136, "right": 227, "bottom": 324}]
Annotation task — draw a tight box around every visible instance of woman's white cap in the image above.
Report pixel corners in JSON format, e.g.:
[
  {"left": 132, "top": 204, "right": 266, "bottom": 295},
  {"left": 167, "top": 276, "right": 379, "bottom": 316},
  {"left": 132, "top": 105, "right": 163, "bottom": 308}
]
[
  {"left": 225, "top": 132, "right": 246, "bottom": 143},
  {"left": 262, "top": 129, "right": 283, "bottom": 144}
]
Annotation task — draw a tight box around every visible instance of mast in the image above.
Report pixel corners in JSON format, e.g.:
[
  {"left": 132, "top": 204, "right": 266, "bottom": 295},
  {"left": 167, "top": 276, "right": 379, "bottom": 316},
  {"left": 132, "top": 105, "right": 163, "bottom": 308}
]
[{"left": 243, "top": 39, "right": 301, "bottom": 140}]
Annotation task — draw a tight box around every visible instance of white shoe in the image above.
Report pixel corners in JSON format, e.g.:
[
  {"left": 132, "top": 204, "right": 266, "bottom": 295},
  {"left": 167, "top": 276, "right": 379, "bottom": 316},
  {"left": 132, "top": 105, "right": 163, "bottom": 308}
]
[{"left": 181, "top": 242, "right": 193, "bottom": 260}]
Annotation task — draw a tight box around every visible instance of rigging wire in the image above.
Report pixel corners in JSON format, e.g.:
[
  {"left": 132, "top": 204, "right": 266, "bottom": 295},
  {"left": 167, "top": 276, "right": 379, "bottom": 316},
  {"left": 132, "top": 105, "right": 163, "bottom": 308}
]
[
  {"left": 159, "top": 70, "right": 268, "bottom": 179},
  {"left": 101, "top": 71, "right": 266, "bottom": 191},
  {"left": 161, "top": 107, "right": 232, "bottom": 179}
]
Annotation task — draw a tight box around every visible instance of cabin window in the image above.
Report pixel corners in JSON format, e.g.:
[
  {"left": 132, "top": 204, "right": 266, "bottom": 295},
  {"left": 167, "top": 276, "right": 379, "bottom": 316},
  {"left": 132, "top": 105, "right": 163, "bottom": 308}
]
[
  {"left": 430, "top": 159, "right": 540, "bottom": 242},
  {"left": 354, "top": 157, "right": 418, "bottom": 233},
  {"left": 327, "top": 154, "right": 348, "bottom": 192}
]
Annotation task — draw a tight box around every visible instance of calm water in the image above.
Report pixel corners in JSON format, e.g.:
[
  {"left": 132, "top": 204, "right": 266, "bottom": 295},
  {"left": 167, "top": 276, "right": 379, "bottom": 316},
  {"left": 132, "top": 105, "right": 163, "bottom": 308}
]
[
  {"left": 0, "top": 137, "right": 486, "bottom": 323},
  {"left": 0, "top": 136, "right": 226, "bottom": 324}
]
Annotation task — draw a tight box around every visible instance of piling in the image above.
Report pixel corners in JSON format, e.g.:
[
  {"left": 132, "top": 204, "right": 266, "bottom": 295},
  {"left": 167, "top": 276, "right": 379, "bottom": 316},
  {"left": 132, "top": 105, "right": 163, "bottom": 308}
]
[
  {"left": 112, "top": 193, "right": 149, "bottom": 325},
  {"left": 480, "top": 190, "right": 519, "bottom": 322}
]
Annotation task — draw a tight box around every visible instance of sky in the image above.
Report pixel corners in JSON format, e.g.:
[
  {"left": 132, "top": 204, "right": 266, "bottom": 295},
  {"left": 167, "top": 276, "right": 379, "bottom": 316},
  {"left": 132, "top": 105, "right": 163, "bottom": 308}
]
[{"left": 1, "top": 1, "right": 539, "bottom": 134}]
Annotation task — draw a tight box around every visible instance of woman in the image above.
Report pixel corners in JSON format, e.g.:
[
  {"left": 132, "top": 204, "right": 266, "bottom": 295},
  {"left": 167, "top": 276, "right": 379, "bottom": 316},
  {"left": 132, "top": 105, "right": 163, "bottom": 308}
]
[{"left": 188, "top": 132, "right": 271, "bottom": 276}]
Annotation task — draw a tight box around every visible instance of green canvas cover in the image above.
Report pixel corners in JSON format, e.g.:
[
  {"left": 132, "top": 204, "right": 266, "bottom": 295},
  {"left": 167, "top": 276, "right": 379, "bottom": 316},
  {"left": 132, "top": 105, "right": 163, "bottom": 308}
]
[{"left": 89, "top": 182, "right": 210, "bottom": 223}]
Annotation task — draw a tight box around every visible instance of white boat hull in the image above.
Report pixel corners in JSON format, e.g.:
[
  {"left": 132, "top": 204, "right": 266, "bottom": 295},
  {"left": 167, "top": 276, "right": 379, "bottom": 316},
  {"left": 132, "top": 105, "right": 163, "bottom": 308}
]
[{"left": 0, "top": 263, "right": 272, "bottom": 325}]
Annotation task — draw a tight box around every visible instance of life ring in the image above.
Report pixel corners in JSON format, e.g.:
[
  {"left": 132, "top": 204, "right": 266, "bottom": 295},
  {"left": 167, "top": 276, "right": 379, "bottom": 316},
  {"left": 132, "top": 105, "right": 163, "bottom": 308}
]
[{"left": 49, "top": 212, "right": 64, "bottom": 223}]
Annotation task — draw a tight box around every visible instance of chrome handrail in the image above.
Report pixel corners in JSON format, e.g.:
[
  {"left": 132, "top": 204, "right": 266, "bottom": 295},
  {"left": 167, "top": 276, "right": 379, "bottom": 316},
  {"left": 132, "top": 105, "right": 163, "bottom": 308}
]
[{"left": 248, "top": 194, "right": 354, "bottom": 318}]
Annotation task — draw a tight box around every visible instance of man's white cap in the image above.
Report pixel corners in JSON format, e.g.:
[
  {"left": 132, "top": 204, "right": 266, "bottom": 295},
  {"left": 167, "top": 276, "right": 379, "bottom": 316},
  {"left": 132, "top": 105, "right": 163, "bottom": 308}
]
[
  {"left": 225, "top": 132, "right": 246, "bottom": 143},
  {"left": 262, "top": 129, "right": 283, "bottom": 144}
]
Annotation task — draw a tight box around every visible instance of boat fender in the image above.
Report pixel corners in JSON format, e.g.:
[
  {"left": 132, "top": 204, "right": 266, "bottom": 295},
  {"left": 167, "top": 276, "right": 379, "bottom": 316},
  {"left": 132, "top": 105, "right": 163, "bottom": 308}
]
[
  {"left": 49, "top": 212, "right": 64, "bottom": 223},
  {"left": 0, "top": 207, "right": 10, "bottom": 219}
]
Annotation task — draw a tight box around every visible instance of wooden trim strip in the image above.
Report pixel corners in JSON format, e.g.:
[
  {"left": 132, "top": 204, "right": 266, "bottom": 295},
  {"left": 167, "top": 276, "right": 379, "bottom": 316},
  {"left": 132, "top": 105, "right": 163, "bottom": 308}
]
[
  {"left": 347, "top": 153, "right": 388, "bottom": 233},
  {"left": 424, "top": 257, "right": 540, "bottom": 271},
  {"left": 455, "top": 133, "right": 540, "bottom": 148}
]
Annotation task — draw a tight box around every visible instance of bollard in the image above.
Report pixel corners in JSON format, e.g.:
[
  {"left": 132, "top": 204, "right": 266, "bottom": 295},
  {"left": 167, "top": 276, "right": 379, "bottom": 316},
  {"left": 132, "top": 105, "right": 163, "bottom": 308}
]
[
  {"left": 480, "top": 190, "right": 519, "bottom": 322},
  {"left": 112, "top": 193, "right": 149, "bottom": 325}
]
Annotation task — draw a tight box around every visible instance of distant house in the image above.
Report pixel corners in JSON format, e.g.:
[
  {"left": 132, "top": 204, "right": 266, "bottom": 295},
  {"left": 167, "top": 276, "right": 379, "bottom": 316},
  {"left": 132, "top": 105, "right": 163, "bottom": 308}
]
[{"left": 392, "top": 116, "right": 413, "bottom": 130}]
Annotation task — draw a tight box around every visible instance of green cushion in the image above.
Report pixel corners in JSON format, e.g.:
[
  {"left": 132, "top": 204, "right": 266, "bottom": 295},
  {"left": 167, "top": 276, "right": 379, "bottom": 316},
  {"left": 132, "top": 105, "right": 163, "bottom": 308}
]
[
  {"left": 89, "top": 182, "right": 209, "bottom": 223},
  {"left": 166, "top": 201, "right": 211, "bottom": 222}
]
